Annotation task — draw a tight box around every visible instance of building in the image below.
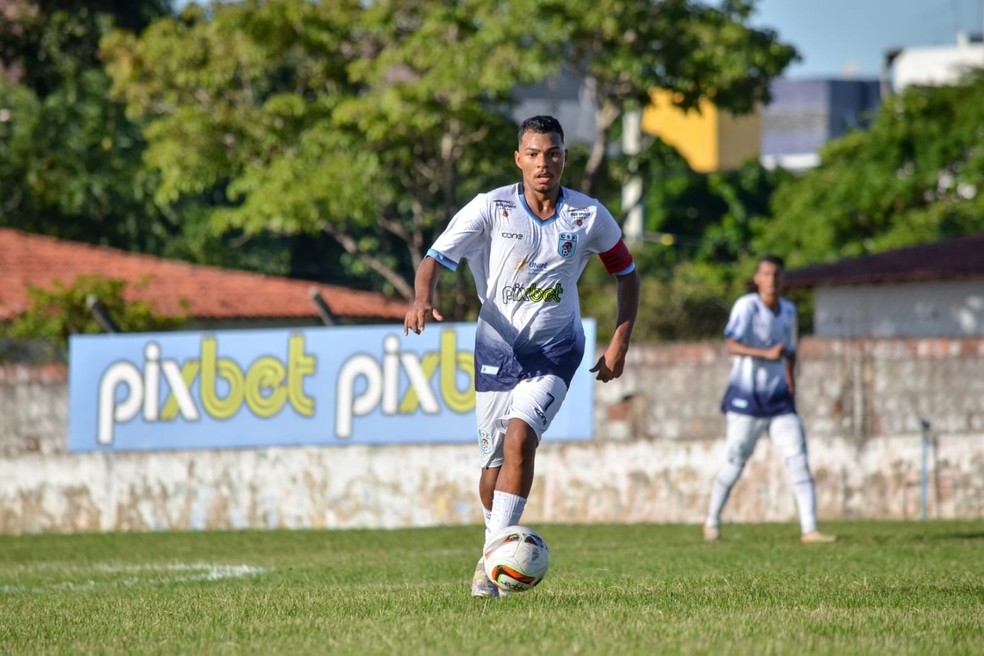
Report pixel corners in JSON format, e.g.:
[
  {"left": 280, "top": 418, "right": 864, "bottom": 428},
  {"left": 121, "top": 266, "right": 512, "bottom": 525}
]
[
  {"left": 510, "top": 67, "right": 597, "bottom": 146},
  {"left": 784, "top": 233, "right": 984, "bottom": 338},
  {"left": 0, "top": 228, "right": 407, "bottom": 331},
  {"left": 641, "top": 89, "right": 762, "bottom": 173},
  {"left": 891, "top": 31, "right": 984, "bottom": 92},
  {"left": 639, "top": 79, "right": 882, "bottom": 174},
  {"left": 759, "top": 78, "right": 882, "bottom": 171}
]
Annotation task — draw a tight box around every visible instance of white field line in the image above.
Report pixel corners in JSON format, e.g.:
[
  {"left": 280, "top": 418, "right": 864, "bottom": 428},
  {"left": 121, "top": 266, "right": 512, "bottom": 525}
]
[{"left": 0, "top": 563, "right": 267, "bottom": 595}]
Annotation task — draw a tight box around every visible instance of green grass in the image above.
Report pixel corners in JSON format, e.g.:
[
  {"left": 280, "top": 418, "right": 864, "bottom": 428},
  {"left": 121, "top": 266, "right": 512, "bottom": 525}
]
[{"left": 0, "top": 520, "right": 981, "bottom": 655}]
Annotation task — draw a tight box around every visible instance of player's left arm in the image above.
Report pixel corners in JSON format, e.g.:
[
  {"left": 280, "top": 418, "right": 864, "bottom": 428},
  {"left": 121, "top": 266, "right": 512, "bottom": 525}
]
[
  {"left": 784, "top": 300, "right": 798, "bottom": 397},
  {"left": 785, "top": 351, "right": 797, "bottom": 398},
  {"left": 590, "top": 239, "right": 640, "bottom": 382}
]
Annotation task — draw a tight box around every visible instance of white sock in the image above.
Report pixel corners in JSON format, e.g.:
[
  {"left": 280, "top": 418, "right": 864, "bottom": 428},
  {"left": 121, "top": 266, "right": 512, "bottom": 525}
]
[
  {"left": 706, "top": 462, "right": 743, "bottom": 527},
  {"left": 487, "top": 490, "right": 526, "bottom": 544},
  {"left": 482, "top": 505, "right": 493, "bottom": 549},
  {"left": 786, "top": 453, "right": 818, "bottom": 534}
]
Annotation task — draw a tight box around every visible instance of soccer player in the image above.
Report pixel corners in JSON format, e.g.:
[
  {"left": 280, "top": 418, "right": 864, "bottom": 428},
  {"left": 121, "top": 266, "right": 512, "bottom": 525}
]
[
  {"left": 404, "top": 115, "right": 640, "bottom": 597},
  {"left": 703, "top": 255, "right": 835, "bottom": 544}
]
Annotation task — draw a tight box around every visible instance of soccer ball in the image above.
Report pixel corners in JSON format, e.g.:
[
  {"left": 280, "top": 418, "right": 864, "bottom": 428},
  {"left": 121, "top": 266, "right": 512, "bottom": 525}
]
[{"left": 483, "top": 525, "right": 550, "bottom": 592}]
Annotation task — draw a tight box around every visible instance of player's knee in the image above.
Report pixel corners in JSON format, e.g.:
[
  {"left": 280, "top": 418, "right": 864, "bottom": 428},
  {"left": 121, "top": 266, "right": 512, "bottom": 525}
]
[
  {"left": 785, "top": 452, "right": 813, "bottom": 485},
  {"left": 725, "top": 443, "right": 753, "bottom": 466},
  {"left": 504, "top": 425, "right": 537, "bottom": 458}
]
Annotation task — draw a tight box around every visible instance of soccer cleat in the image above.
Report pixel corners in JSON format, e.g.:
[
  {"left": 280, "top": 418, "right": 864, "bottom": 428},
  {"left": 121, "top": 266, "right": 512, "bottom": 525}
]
[
  {"left": 703, "top": 525, "right": 720, "bottom": 542},
  {"left": 800, "top": 530, "right": 837, "bottom": 544},
  {"left": 471, "top": 559, "right": 499, "bottom": 598}
]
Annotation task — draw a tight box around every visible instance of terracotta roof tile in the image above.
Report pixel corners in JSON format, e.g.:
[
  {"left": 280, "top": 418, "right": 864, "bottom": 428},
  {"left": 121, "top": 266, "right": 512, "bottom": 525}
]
[
  {"left": 0, "top": 228, "right": 407, "bottom": 323},
  {"left": 785, "top": 232, "right": 984, "bottom": 288}
]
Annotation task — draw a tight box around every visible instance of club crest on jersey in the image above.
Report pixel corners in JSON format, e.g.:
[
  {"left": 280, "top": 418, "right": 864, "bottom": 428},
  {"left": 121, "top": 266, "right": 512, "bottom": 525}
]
[{"left": 558, "top": 233, "right": 577, "bottom": 258}]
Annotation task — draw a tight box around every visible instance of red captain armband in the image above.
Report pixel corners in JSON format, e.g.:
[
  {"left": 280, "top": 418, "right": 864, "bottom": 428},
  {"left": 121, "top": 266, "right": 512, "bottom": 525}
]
[{"left": 599, "top": 238, "right": 634, "bottom": 275}]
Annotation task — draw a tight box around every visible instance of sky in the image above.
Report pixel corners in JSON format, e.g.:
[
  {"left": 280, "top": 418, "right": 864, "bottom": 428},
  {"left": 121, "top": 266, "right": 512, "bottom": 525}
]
[
  {"left": 750, "top": 0, "right": 984, "bottom": 78},
  {"left": 173, "top": 0, "right": 984, "bottom": 80}
]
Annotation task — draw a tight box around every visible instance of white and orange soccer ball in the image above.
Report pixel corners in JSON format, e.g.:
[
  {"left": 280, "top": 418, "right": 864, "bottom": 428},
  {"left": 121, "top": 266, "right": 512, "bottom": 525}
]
[{"left": 483, "top": 525, "right": 550, "bottom": 592}]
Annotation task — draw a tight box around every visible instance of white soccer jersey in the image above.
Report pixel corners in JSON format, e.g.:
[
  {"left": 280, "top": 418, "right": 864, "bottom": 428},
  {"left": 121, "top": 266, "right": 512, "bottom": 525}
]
[
  {"left": 428, "top": 183, "right": 631, "bottom": 392},
  {"left": 719, "top": 293, "right": 798, "bottom": 417}
]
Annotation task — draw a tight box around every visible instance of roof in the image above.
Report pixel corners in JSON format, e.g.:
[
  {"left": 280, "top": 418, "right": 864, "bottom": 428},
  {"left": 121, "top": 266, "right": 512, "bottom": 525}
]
[
  {"left": 785, "top": 232, "right": 984, "bottom": 288},
  {"left": 0, "top": 228, "right": 407, "bottom": 323}
]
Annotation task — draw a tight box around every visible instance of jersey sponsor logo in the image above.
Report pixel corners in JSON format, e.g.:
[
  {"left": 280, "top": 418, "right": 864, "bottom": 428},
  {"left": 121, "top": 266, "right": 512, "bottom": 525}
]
[
  {"left": 558, "top": 232, "right": 577, "bottom": 258},
  {"left": 501, "top": 282, "right": 564, "bottom": 304},
  {"left": 514, "top": 258, "right": 547, "bottom": 273},
  {"left": 568, "top": 208, "right": 592, "bottom": 227},
  {"left": 494, "top": 200, "right": 516, "bottom": 220},
  {"left": 501, "top": 231, "right": 524, "bottom": 239}
]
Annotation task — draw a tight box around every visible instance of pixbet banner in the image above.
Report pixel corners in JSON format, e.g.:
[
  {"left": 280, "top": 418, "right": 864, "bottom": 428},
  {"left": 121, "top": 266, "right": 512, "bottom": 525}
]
[{"left": 67, "top": 321, "right": 596, "bottom": 452}]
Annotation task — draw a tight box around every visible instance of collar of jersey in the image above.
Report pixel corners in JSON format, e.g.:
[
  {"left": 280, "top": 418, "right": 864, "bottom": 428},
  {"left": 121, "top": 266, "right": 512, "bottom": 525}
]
[{"left": 517, "top": 183, "right": 566, "bottom": 226}]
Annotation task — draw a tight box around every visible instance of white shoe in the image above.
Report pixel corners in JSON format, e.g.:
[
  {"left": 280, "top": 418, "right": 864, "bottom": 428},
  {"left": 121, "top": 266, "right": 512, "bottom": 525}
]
[
  {"left": 800, "top": 530, "right": 836, "bottom": 544},
  {"left": 703, "top": 525, "right": 720, "bottom": 542},
  {"left": 471, "top": 559, "right": 498, "bottom": 598}
]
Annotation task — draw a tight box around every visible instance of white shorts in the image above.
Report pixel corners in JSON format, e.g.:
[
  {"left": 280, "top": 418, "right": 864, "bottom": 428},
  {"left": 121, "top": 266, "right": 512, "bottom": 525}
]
[
  {"left": 723, "top": 412, "right": 807, "bottom": 464},
  {"left": 475, "top": 375, "right": 569, "bottom": 469}
]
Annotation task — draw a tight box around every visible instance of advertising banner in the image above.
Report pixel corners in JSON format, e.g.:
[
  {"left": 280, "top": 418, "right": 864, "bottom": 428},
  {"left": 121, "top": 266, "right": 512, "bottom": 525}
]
[{"left": 68, "top": 321, "right": 596, "bottom": 452}]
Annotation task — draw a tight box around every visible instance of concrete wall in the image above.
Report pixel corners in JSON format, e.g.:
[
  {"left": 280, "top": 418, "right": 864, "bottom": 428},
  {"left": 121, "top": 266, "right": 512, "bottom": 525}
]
[{"left": 1, "top": 338, "right": 982, "bottom": 534}]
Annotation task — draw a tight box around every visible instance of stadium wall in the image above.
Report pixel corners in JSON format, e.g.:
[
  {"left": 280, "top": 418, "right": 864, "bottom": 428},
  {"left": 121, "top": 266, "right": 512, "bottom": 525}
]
[{"left": 1, "top": 337, "right": 982, "bottom": 534}]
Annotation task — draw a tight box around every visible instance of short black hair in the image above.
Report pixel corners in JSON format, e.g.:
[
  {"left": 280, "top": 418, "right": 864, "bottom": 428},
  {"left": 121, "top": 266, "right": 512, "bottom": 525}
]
[
  {"left": 758, "top": 254, "right": 785, "bottom": 271},
  {"left": 518, "top": 115, "right": 564, "bottom": 146}
]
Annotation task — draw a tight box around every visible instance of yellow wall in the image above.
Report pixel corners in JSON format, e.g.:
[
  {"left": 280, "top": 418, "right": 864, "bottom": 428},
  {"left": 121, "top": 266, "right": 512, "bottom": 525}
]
[{"left": 641, "top": 90, "right": 761, "bottom": 172}]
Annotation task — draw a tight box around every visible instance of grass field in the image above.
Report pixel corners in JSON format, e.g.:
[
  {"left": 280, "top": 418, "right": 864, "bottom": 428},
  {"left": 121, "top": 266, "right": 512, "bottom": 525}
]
[{"left": 1, "top": 519, "right": 982, "bottom": 655}]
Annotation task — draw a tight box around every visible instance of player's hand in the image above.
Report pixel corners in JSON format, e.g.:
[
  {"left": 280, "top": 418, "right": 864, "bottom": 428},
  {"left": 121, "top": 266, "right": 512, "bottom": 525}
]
[
  {"left": 403, "top": 302, "right": 444, "bottom": 335},
  {"left": 589, "top": 353, "right": 624, "bottom": 383},
  {"left": 764, "top": 343, "right": 785, "bottom": 360}
]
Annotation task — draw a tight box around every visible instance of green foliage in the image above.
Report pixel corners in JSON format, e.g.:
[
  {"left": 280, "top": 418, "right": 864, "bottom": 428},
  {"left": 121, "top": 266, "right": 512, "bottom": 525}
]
[
  {"left": 581, "top": 149, "right": 791, "bottom": 341},
  {"left": 0, "top": 521, "right": 981, "bottom": 654},
  {"left": 0, "top": 2, "right": 192, "bottom": 256},
  {"left": 584, "top": 261, "right": 732, "bottom": 342},
  {"left": 0, "top": 68, "right": 176, "bottom": 253},
  {"left": 102, "top": 0, "right": 796, "bottom": 303},
  {"left": 757, "top": 70, "right": 984, "bottom": 268},
  {"left": 537, "top": 0, "right": 798, "bottom": 193},
  {"left": 3, "top": 275, "right": 186, "bottom": 358},
  {"left": 0, "top": 2, "right": 172, "bottom": 98}
]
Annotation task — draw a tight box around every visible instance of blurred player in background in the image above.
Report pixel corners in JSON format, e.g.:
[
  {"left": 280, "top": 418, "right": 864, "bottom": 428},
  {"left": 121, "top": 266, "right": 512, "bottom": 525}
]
[
  {"left": 405, "top": 115, "right": 640, "bottom": 597},
  {"left": 703, "top": 255, "right": 835, "bottom": 544}
]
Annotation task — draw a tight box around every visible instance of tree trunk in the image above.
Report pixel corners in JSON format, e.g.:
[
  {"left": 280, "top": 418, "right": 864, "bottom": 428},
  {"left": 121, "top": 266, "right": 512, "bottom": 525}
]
[{"left": 580, "top": 94, "right": 622, "bottom": 197}]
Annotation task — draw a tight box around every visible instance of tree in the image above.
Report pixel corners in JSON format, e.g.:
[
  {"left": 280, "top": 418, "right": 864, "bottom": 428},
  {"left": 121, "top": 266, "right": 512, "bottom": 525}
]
[
  {"left": 756, "top": 70, "right": 984, "bottom": 268},
  {"left": 104, "top": 0, "right": 797, "bottom": 307},
  {"left": 0, "top": 1, "right": 172, "bottom": 96},
  {"left": 579, "top": 141, "right": 791, "bottom": 341},
  {"left": 0, "top": 1, "right": 181, "bottom": 254},
  {"left": 539, "top": 0, "right": 798, "bottom": 195},
  {"left": 104, "top": 0, "right": 564, "bottom": 305}
]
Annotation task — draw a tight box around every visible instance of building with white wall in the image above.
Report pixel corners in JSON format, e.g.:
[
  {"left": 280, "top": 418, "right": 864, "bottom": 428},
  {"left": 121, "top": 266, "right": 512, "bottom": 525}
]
[
  {"left": 892, "top": 31, "right": 984, "bottom": 92},
  {"left": 785, "top": 233, "right": 984, "bottom": 338}
]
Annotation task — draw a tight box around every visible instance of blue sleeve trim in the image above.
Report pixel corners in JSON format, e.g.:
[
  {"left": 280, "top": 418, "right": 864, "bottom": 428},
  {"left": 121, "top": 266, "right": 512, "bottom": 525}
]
[
  {"left": 614, "top": 262, "right": 636, "bottom": 276},
  {"left": 427, "top": 249, "right": 458, "bottom": 272}
]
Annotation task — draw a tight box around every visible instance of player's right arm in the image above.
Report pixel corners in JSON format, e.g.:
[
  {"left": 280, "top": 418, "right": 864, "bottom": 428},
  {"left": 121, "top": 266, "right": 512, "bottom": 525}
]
[
  {"left": 723, "top": 296, "right": 785, "bottom": 360},
  {"left": 404, "top": 256, "right": 444, "bottom": 335},
  {"left": 725, "top": 337, "right": 785, "bottom": 361}
]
